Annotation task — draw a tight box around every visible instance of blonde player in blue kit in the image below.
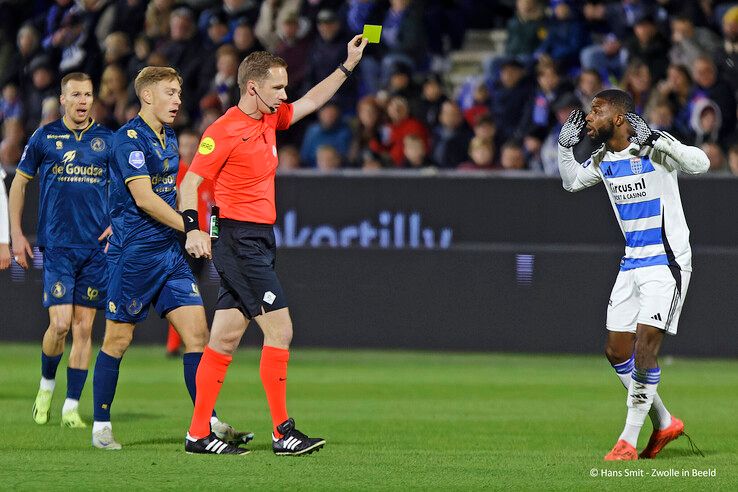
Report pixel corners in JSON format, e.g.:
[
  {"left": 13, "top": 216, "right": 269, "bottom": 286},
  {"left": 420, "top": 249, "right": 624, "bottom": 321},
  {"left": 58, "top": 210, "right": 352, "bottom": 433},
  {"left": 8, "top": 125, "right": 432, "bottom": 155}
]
[
  {"left": 9, "top": 73, "right": 112, "bottom": 429},
  {"left": 557, "top": 89, "right": 709, "bottom": 460}
]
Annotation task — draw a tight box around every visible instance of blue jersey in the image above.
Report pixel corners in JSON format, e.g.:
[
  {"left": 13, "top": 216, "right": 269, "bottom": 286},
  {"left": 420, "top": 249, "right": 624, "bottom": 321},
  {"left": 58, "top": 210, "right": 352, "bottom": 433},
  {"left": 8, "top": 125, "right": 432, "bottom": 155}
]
[
  {"left": 17, "top": 118, "right": 112, "bottom": 249},
  {"left": 108, "top": 115, "right": 180, "bottom": 251}
]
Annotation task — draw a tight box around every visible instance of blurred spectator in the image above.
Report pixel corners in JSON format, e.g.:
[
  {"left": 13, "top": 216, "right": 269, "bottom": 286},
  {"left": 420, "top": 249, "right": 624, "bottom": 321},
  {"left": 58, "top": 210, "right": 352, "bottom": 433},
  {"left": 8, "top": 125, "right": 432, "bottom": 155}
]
[
  {"left": 417, "top": 74, "right": 447, "bottom": 130},
  {"left": 278, "top": 144, "right": 301, "bottom": 171},
  {"left": 204, "top": 10, "right": 231, "bottom": 51},
  {"left": 624, "top": 11, "right": 669, "bottom": 82},
  {"left": 103, "top": 32, "right": 132, "bottom": 68},
  {"left": 535, "top": 0, "right": 590, "bottom": 71},
  {"left": 668, "top": 15, "right": 720, "bottom": 68},
  {"left": 361, "top": 149, "right": 388, "bottom": 172},
  {"left": 401, "top": 134, "right": 435, "bottom": 169},
  {"left": 202, "top": 45, "right": 241, "bottom": 111},
  {"left": 717, "top": 6, "right": 738, "bottom": 95},
  {"left": 728, "top": 144, "right": 738, "bottom": 176},
  {"left": 702, "top": 142, "right": 726, "bottom": 171},
  {"left": 200, "top": 0, "right": 262, "bottom": 37},
  {"left": 97, "top": 64, "right": 129, "bottom": 128},
  {"left": 425, "top": 0, "right": 469, "bottom": 72},
  {"left": 621, "top": 60, "right": 652, "bottom": 115},
  {"left": 0, "top": 85, "right": 23, "bottom": 122},
  {"left": 316, "top": 144, "right": 343, "bottom": 171},
  {"left": 473, "top": 115, "right": 498, "bottom": 148},
  {"left": 505, "top": 0, "right": 546, "bottom": 59},
  {"left": 517, "top": 62, "right": 573, "bottom": 138},
  {"left": 23, "top": 56, "right": 56, "bottom": 134},
  {"left": 579, "top": 32, "right": 626, "bottom": 82},
  {"left": 349, "top": 95, "right": 384, "bottom": 166},
  {"left": 523, "top": 126, "right": 546, "bottom": 172},
  {"left": 0, "top": 118, "right": 25, "bottom": 167},
  {"left": 158, "top": 7, "right": 203, "bottom": 113},
  {"left": 645, "top": 100, "right": 682, "bottom": 141},
  {"left": 127, "top": 35, "right": 152, "bottom": 83},
  {"left": 690, "top": 55, "right": 737, "bottom": 145},
  {"left": 145, "top": 0, "right": 174, "bottom": 40},
  {"left": 232, "top": 18, "right": 265, "bottom": 60},
  {"left": 52, "top": 7, "right": 102, "bottom": 78},
  {"left": 490, "top": 59, "right": 533, "bottom": 143},
  {"left": 458, "top": 137, "right": 497, "bottom": 171},
  {"left": 649, "top": 63, "right": 693, "bottom": 136},
  {"left": 1, "top": 24, "right": 41, "bottom": 89},
  {"left": 304, "top": 9, "right": 356, "bottom": 112},
  {"left": 275, "top": 11, "right": 313, "bottom": 98},
  {"left": 385, "top": 62, "right": 421, "bottom": 113},
  {"left": 301, "top": 102, "right": 352, "bottom": 167},
  {"left": 93, "top": 0, "right": 147, "bottom": 43},
  {"left": 689, "top": 99, "right": 722, "bottom": 147},
  {"left": 432, "top": 101, "right": 473, "bottom": 169},
  {"left": 40, "top": 97, "right": 61, "bottom": 127},
  {"left": 500, "top": 140, "right": 526, "bottom": 170},
  {"left": 463, "top": 83, "right": 491, "bottom": 128},
  {"left": 198, "top": 107, "right": 223, "bottom": 135},
  {"left": 382, "top": 95, "right": 429, "bottom": 166},
  {"left": 255, "top": 0, "right": 303, "bottom": 52},
  {"left": 575, "top": 69, "right": 604, "bottom": 112},
  {"left": 42, "top": 0, "right": 76, "bottom": 50}
]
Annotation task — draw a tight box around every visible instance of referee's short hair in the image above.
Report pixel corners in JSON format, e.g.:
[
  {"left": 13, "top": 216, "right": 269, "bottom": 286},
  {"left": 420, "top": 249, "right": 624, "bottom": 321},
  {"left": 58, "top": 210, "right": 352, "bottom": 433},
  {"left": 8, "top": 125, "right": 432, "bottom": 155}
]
[
  {"left": 134, "top": 66, "right": 183, "bottom": 98},
  {"left": 238, "top": 51, "right": 288, "bottom": 93},
  {"left": 593, "top": 89, "right": 635, "bottom": 114}
]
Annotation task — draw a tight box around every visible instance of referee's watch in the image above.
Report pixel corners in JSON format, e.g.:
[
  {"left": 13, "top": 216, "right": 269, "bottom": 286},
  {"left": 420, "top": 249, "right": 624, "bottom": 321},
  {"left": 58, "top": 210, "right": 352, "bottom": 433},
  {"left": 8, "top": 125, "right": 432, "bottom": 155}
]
[{"left": 338, "top": 63, "right": 352, "bottom": 77}]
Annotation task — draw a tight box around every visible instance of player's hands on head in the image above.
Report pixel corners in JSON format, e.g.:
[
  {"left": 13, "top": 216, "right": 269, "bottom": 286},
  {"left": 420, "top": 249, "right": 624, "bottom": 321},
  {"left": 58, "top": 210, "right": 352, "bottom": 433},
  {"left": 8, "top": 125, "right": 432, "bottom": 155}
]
[
  {"left": 625, "top": 112, "right": 661, "bottom": 147},
  {"left": 0, "top": 243, "right": 10, "bottom": 270},
  {"left": 558, "top": 109, "right": 586, "bottom": 148},
  {"left": 345, "top": 34, "right": 368, "bottom": 71},
  {"left": 185, "top": 230, "right": 211, "bottom": 260},
  {"left": 10, "top": 234, "right": 33, "bottom": 269}
]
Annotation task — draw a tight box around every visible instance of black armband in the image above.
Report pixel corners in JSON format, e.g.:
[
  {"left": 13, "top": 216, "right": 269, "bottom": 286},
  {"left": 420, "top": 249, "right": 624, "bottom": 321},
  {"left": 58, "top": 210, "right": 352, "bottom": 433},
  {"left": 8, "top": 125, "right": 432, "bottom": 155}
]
[
  {"left": 338, "top": 63, "right": 352, "bottom": 77},
  {"left": 182, "top": 209, "right": 199, "bottom": 233}
]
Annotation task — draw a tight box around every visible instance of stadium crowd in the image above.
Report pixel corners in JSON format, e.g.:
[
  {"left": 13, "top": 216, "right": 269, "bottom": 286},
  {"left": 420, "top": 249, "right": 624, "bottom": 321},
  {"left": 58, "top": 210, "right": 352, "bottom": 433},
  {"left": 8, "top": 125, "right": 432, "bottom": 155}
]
[{"left": 1, "top": 0, "right": 738, "bottom": 175}]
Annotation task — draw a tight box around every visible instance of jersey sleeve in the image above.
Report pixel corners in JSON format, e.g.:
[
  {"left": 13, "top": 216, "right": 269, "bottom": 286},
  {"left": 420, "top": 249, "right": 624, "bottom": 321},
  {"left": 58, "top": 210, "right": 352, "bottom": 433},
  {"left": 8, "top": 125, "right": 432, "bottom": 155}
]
[
  {"left": 189, "top": 129, "right": 235, "bottom": 180},
  {"left": 16, "top": 129, "right": 44, "bottom": 179},
  {"left": 557, "top": 144, "right": 603, "bottom": 192},
  {"left": 275, "top": 103, "right": 294, "bottom": 131},
  {"left": 113, "top": 132, "right": 150, "bottom": 184}
]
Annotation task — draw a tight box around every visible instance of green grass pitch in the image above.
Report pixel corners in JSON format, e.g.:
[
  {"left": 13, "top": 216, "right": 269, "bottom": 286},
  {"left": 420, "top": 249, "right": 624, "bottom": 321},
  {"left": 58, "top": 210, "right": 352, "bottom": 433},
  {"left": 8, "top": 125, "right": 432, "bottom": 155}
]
[{"left": 0, "top": 344, "right": 736, "bottom": 490}]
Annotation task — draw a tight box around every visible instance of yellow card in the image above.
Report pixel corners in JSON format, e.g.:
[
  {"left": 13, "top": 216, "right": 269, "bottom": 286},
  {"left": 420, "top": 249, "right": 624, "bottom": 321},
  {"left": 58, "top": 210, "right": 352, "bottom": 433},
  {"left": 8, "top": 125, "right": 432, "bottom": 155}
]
[{"left": 362, "top": 24, "right": 382, "bottom": 43}]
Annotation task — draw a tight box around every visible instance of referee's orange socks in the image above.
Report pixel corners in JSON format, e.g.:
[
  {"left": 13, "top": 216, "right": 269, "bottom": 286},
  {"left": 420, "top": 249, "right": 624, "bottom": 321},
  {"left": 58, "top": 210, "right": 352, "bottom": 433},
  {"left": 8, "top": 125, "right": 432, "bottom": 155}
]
[
  {"left": 260, "top": 345, "right": 290, "bottom": 437},
  {"left": 188, "top": 345, "right": 232, "bottom": 439}
]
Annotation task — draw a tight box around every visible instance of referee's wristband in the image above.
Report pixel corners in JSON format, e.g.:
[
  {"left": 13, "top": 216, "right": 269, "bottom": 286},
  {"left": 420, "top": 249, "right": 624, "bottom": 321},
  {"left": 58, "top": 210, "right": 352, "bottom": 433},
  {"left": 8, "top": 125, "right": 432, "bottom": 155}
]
[
  {"left": 182, "top": 209, "right": 199, "bottom": 233},
  {"left": 338, "top": 63, "right": 352, "bottom": 77}
]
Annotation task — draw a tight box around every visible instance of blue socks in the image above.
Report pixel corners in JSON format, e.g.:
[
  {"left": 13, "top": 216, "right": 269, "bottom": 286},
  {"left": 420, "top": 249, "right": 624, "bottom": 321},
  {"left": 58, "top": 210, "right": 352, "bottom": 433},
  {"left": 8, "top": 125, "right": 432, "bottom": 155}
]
[
  {"left": 93, "top": 351, "right": 122, "bottom": 422},
  {"left": 66, "top": 367, "right": 88, "bottom": 400},
  {"left": 41, "top": 352, "right": 63, "bottom": 380},
  {"left": 183, "top": 352, "right": 216, "bottom": 418}
]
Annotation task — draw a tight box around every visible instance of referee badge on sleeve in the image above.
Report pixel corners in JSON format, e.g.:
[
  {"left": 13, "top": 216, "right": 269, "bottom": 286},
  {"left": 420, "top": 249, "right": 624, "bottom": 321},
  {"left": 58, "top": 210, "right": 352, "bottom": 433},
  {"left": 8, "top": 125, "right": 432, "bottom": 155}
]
[{"left": 128, "top": 151, "right": 145, "bottom": 169}]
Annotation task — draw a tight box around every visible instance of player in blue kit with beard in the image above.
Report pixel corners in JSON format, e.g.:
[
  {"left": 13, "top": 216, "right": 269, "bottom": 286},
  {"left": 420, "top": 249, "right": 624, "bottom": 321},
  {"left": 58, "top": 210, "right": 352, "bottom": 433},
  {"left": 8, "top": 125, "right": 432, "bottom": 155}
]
[
  {"left": 91, "top": 66, "right": 249, "bottom": 451},
  {"left": 9, "top": 72, "right": 112, "bottom": 429}
]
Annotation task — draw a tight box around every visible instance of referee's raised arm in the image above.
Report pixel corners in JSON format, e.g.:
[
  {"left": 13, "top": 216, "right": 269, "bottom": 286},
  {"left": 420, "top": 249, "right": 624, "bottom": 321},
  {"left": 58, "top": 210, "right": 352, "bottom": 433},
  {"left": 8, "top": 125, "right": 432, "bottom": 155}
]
[{"left": 290, "top": 34, "right": 368, "bottom": 125}]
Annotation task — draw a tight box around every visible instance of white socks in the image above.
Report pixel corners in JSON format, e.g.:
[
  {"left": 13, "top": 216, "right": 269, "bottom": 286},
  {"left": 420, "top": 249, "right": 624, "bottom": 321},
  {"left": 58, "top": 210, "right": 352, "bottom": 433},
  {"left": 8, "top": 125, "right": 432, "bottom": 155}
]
[
  {"left": 62, "top": 398, "right": 79, "bottom": 414},
  {"left": 618, "top": 368, "right": 661, "bottom": 447},
  {"left": 39, "top": 377, "right": 55, "bottom": 392},
  {"left": 93, "top": 421, "right": 112, "bottom": 433},
  {"left": 612, "top": 357, "right": 671, "bottom": 431}
]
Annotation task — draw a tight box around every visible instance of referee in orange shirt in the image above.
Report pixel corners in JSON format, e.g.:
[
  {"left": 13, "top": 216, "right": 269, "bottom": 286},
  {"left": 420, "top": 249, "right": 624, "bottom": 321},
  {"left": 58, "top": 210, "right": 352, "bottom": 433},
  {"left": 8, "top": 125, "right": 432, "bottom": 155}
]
[{"left": 179, "top": 34, "right": 367, "bottom": 455}]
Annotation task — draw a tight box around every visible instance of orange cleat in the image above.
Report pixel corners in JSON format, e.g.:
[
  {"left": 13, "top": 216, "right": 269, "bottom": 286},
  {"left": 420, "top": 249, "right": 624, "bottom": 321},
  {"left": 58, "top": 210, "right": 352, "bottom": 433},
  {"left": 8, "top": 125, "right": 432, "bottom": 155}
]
[
  {"left": 604, "top": 439, "right": 638, "bottom": 461},
  {"left": 639, "top": 416, "right": 684, "bottom": 459}
]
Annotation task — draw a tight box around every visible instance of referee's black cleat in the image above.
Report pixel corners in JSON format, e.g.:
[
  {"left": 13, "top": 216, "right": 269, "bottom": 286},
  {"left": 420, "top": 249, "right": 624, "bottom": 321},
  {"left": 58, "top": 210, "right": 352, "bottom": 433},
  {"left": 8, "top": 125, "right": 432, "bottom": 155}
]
[
  {"left": 272, "top": 418, "right": 326, "bottom": 456},
  {"left": 185, "top": 433, "right": 250, "bottom": 455}
]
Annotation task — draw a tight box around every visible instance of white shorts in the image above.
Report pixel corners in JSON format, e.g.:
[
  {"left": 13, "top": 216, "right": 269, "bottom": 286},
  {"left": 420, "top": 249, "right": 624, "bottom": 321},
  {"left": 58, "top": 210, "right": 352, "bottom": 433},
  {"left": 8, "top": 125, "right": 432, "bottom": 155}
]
[{"left": 606, "top": 265, "right": 690, "bottom": 336}]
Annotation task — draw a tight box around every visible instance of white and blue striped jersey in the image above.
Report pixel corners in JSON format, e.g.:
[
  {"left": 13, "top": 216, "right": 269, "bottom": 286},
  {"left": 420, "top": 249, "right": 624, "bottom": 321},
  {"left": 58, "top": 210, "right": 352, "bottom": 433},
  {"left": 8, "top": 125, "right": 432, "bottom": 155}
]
[{"left": 558, "top": 139, "right": 709, "bottom": 272}]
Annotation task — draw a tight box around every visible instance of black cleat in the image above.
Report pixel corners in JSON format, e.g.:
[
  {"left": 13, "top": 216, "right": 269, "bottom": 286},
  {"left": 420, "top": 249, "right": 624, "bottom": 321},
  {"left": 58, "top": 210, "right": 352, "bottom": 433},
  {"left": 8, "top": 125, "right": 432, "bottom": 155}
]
[
  {"left": 272, "top": 418, "right": 326, "bottom": 456},
  {"left": 185, "top": 433, "right": 250, "bottom": 455}
]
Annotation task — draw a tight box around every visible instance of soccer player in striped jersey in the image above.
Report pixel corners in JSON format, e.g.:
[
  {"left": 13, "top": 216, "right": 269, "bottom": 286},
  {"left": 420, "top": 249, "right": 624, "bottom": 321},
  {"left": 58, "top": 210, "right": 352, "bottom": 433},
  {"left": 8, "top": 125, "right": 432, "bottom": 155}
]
[{"left": 557, "top": 89, "right": 709, "bottom": 460}]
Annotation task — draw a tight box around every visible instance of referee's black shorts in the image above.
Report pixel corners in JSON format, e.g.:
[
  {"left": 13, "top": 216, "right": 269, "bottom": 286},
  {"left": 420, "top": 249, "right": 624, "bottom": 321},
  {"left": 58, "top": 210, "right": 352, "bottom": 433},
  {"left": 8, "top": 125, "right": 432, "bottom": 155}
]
[{"left": 212, "top": 218, "right": 288, "bottom": 318}]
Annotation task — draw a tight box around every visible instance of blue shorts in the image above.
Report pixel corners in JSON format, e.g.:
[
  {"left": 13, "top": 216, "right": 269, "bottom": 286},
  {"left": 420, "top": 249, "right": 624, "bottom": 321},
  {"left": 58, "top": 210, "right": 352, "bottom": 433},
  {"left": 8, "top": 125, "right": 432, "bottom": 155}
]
[
  {"left": 105, "top": 242, "right": 202, "bottom": 323},
  {"left": 42, "top": 247, "right": 108, "bottom": 309}
]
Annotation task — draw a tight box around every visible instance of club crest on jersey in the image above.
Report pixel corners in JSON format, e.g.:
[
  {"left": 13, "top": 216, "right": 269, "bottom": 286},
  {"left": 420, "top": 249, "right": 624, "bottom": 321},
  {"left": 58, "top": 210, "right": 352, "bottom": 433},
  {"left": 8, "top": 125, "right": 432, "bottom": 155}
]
[
  {"left": 129, "top": 151, "right": 145, "bottom": 169},
  {"left": 630, "top": 157, "right": 643, "bottom": 175},
  {"left": 62, "top": 150, "right": 76, "bottom": 164},
  {"left": 91, "top": 137, "right": 106, "bottom": 152},
  {"left": 127, "top": 298, "right": 143, "bottom": 315},
  {"left": 51, "top": 281, "right": 66, "bottom": 298}
]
